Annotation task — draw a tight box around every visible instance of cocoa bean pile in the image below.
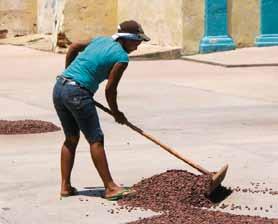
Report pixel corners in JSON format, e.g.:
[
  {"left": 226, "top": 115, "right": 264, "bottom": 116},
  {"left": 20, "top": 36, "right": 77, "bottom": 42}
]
[
  {"left": 0, "top": 120, "right": 61, "bottom": 134},
  {"left": 117, "top": 170, "right": 278, "bottom": 224}
]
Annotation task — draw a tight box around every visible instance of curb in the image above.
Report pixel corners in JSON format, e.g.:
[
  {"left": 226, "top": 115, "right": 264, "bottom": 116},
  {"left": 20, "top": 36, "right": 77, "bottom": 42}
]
[
  {"left": 130, "top": 49, "right": 182, "bottom": 60},
  {"left": 181, "top": 57, "right": 278, "bottom": 68}
]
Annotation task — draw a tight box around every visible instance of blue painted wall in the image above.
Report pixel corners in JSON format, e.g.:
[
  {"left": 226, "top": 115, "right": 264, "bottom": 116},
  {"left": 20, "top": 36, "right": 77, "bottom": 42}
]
[
  {"left": 256, "top": 0, "right": 278, "bottom": 46},
  {"left": 205, "top": 0, "right": 228, "bottom": 36},
  {"left": 261, "top": 0, "right": 278, "bottom": 34},
  {"left": 200, "top": 0, "right": 235, "bottom": 53}
]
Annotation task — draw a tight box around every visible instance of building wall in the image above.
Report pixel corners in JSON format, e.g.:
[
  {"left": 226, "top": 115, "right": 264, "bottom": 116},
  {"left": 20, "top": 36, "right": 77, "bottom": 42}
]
[
  {"left": 228, "top": 0, "right": 259, "bottom": 47},
  {"left": 0, "top": 0, "right": 37, "bottom": 36},
  {"left": 2, "top": 0, "right": 278, "bottom": 54},
  {"left": 118, "top": 0, "right": 184, "bottom": 47},
  {"left": 62, "top": 0, "right": 117, "bottom": 42},
  {"left": 37, "top": 0, "right": 57, "bottom": 34},
  {"left": 182, "top": 0, "right": 204, "bottom": 54}
]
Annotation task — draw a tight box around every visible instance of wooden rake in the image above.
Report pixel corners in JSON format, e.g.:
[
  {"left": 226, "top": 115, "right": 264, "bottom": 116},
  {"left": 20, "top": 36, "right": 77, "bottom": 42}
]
[{"left": 94, "top": 100, "right": 228, "bottom": 195}]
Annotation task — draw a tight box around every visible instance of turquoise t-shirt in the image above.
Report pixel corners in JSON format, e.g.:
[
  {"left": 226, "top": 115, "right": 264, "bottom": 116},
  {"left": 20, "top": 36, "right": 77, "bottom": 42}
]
[{"left": 63, "top": 36, "right": 129, "bottom": 93}]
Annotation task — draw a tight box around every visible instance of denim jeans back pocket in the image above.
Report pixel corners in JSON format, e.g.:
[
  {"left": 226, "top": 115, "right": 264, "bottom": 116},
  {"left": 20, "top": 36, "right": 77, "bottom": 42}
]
[
  {"left": 67, "top": 93, "right": 87, "bottom": 111},
  {"left": 64, "top": 85, "right": 93, "bottom": 112},
  {"left": 72, "top": 95, "right": 81, "bottom": 106}
]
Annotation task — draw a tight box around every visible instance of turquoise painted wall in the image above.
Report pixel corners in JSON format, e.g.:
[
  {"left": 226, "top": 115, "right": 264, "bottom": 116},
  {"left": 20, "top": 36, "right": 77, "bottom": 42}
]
[
  {"left": 205, "top": 0, "right": 227, "bottom": 36},
  {"left": 261, "top": 0, "right": 278, "bottom": 34},
  {"left": 200, "top": 0, "right": 235, "bottom": 53},
  {"left": 256, "top": 0, "right": 278, "bottom": 46}
]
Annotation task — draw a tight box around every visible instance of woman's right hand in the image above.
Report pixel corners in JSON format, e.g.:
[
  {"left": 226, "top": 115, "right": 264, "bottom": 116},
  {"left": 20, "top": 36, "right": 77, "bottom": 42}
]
[{"left": 113, "top": 111, "right": 127, "bottom": 124}]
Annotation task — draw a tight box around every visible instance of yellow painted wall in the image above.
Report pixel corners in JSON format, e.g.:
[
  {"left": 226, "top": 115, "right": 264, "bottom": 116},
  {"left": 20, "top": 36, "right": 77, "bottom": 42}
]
[
  {"left": 182, "top": 0, "right": 204, "bottom": 54},
  {"left": 0, "top": 0, "right": 263, "bottom": 54},
  {"left": 0, "top": 0, "right": 37, "bottom": 36},
  {"left": 62, "top": 0, "right": 117, "bottom": 42},
  {"left": 228, "top": 0, "right": 259, "bottom": 47},
  {"left": 118, "top": 0, "right": 184, "bottom": 47}
]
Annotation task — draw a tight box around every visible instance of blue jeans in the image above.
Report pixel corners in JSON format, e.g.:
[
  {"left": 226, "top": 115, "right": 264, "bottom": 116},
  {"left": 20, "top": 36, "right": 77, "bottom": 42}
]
[{"left": 53, "top": 77, "right": 104, "bottom": 143}]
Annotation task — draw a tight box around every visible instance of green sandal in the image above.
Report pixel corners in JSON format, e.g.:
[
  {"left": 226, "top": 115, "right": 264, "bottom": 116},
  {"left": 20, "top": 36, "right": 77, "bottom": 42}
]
[{"left": 105, "top": 187, "right": 136, "bottom": 201}]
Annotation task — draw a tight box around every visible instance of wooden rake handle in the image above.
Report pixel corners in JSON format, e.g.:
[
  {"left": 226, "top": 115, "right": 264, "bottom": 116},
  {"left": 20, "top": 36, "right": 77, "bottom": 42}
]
[{"left": 94, "top": 100, "right": 211, "bottom": 175}]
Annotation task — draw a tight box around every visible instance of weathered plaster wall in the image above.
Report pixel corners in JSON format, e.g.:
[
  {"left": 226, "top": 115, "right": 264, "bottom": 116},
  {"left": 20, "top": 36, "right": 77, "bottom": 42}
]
[
  {"left": 228, "top": 0, "right": 259, "bottom": 47},
  {"left": 118, "top": 0, "right": 184, "bottom": 47},
  {"left": 0, "top": 0, "right": 37, "bottom": 36},
  {"left": 62, "top": 0, "right": 117, "bottom": 42},
  {"left": 37, "top": 0, "right": 65, "bottom": 50},
  {"left": 0, "top": 0, "right": 267, "bottom": 54},
  {"left": 182, "top": 0, "right": 204, "bottom": 54},
  {"left": 37, "top": 0, "right": 56, "bottom": 34}
]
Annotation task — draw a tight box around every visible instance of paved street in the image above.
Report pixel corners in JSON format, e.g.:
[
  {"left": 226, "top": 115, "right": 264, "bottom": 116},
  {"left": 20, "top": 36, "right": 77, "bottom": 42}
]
[{"left": 0, "top": 45, "right": 278, "bottom": 223}]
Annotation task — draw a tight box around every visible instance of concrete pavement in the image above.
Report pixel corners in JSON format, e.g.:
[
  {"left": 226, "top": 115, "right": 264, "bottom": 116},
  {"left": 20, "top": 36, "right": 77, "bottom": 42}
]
[
  {"left": 183, "top": 46, "right": 278, "bottom": 67},
  {"left": 0, "top": 45, "right": 278, "bottom": 223}
]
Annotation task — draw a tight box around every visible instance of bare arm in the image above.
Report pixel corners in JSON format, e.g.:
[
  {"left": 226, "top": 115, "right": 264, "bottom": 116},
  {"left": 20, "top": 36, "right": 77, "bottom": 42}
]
[
  {"left": 65, "top": 40, "right": 91, "bottom": 68},
  {"left": 105, "top": 62, "right": 128, "bottom": 124}
]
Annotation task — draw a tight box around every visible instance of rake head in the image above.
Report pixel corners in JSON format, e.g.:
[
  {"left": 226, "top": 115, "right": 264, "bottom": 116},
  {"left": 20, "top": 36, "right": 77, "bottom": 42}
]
[{"left": 207, "top": 164, "right": 229, "bottom": 195}]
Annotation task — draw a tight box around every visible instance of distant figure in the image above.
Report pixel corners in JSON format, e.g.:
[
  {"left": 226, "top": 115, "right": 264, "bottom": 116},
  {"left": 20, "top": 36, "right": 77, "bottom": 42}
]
[
  {"left": 53, "top": 20, "right": 150, "bottom": 200},
  {"left": 0, "top": 29, "right": 8, "bottom": 39}
]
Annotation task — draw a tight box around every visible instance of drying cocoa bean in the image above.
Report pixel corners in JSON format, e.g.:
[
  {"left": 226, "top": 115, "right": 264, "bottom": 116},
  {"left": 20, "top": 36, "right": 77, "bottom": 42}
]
[
  {"left": 117, "top": 170, "right": 277, "bottom": 224},
  {"left": 0, "top": 120, "right": 60, "bottom": 134}
]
